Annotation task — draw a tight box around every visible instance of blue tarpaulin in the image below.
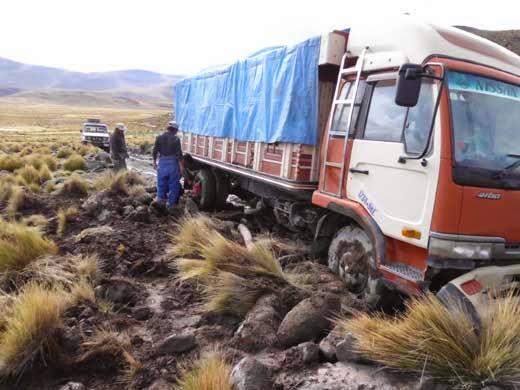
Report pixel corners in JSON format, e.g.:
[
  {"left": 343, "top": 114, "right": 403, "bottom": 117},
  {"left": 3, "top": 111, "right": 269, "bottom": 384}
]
[{"left": 174, "top": 36, "right": 321, "bottom": 145}]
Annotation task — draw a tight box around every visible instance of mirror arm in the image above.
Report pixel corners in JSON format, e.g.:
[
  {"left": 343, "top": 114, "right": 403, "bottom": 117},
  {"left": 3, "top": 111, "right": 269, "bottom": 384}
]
[{"left": 398, "top": 65, "right": 446, "bottom": 165}]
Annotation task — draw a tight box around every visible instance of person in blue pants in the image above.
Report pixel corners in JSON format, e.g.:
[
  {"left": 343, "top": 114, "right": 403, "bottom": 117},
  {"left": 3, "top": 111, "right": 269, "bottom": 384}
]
[{"left": 152, "top": 121, "right": 184, "bottom": 211}]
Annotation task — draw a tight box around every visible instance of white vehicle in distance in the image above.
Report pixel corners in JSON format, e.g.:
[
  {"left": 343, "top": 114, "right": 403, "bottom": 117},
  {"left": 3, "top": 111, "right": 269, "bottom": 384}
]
[{"left": 81, "top": 119, "right": 110, "bottom": 151}]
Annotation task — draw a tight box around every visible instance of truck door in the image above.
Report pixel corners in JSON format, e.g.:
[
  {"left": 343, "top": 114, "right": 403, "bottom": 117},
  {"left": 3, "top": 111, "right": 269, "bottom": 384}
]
[{"left": 346, "top": 75, "right": 441, "bottom": 249}]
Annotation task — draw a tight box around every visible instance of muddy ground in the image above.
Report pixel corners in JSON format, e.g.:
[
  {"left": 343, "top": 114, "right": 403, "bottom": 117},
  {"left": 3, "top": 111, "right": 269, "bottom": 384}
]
[{"left": 0, "top": 155, "right": 436, "bottom": 390}]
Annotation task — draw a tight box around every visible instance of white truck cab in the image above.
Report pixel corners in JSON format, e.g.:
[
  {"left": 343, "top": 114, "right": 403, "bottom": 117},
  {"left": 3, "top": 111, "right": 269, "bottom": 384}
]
[{"left": 81, "top": 119, "right": 110, "bottom": 151}]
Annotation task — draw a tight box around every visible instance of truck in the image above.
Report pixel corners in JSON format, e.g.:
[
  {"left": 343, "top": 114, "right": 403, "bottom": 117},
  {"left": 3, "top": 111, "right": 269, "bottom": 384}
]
[
  {"left": 81, "top": 119, "right": 110, "bottom": 151},
  {"left": 175, "top": 15, "right": 520, "bottom": 314}
]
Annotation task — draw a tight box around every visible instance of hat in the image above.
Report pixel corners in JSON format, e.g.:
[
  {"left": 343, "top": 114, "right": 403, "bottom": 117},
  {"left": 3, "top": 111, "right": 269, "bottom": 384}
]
[
  {"left": 167, "top": 121, "right": 179, "bottom": 131},
  {"left": 115, "top": 123, "right": 127, "bottom": 131}
]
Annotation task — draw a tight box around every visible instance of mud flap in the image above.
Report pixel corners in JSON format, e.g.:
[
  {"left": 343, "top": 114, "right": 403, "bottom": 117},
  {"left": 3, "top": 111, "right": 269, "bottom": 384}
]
[{"left": 437, "top": 283, "right": 481, "bottom": 328}]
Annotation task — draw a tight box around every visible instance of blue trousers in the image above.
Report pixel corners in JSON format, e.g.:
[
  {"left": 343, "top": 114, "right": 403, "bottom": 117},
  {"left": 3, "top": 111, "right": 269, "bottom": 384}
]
[{"left": 157, "top": 157, "right": 181, "bottom": 207}]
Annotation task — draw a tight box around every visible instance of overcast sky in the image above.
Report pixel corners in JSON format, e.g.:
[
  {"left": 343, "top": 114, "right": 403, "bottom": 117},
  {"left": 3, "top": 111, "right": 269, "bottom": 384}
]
[{"left": 1, "top": 0, "right": 518, "bottom": 76}]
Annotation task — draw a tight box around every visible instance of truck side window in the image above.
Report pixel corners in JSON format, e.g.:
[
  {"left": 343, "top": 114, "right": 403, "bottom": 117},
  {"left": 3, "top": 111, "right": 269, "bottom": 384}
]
[
  {"left": 330, "top": 81, "right": 366, "bottom": 136},
  {"left": 364, "top": 80, "right": 407, "bottom": 142},
  {"left": 403, "top": 80, "right": 434, "bottom": 154}
]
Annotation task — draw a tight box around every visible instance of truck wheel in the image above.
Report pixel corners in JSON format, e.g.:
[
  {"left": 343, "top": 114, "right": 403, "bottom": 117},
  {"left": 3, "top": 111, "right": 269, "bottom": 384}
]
[
  {"left": 193, "top": 168, "right": 216, "bottom": 210},
  {"left": 328, "top": 225, "right": 393, "bottom": 310},
  {"left": 213, "top": 171, "right": 230, "bottom": 210}
]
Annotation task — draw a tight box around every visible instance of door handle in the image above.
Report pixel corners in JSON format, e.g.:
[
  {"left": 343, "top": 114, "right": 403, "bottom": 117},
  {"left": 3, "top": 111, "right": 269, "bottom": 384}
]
[{"left": 349, "top": 168, "right": 369, "bottom": 175}]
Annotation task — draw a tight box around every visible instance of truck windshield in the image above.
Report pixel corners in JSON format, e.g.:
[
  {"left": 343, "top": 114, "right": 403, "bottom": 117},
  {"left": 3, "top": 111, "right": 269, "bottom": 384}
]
[
  {"left": 448, "top": 70, "right": 520, "bottom": 189},
  {"left": 84, "top": 125, "right": 108, "bottom": 133}
]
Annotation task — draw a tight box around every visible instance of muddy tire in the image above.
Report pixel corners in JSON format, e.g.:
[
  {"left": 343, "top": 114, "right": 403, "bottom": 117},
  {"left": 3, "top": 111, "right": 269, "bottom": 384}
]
[
  {"left": 213, "top": 170, "right": 230, "bottom": 210},
  {"left": 328, "top": 225, "right": 394, "bottom": 310},
  {"left": 194, "top": 168, "right": 216, "bottom": 210}
]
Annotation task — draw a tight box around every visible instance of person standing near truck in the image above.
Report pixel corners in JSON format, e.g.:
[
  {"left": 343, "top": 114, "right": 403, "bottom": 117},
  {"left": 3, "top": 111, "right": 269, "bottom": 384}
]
[
  {"left": 152, "top": 121, "right": 184, "bottom": 210},
  {"left": 110, "top": 123, "right": 129, "bottom": 171}
]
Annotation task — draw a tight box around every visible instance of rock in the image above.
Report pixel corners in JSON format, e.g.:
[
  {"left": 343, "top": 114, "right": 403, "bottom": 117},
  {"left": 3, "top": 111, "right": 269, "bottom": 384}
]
[
  {"left": 79, "top": 307, "right": 94, "bottom": 320},
  {"left": 129, "top": 205, "right": 151, "bottom": 223},
  {"left": 277, "top": 293, "right": 341, "bottom": 347},
  {"left": 95, "top": 278, "right": 136, "bottom": 304},
  {"left": 94, "top": 151, "right": 111, "bottom": 163},
  {"left": 122, "top": 205, "right": 134, "bottom": 216},
  {"left": 86, "top": 160, "right": 107, "bottom": 172},
  {"left": 156, "top": 334, "right": 197, "bottom": 355},
  {"left": 136, "top": 193, "right": 154, "bottom": 206},
  {"left": 97, "top": 208, "right": 112, "bottom": 222},
  {"left": 184, "top": 197, "right": 199, "bottom": 215},
  {"left": 133, "top": 306, "right": 153, "bottom": 321},
  {"left": 417, "top": 377, "right": 451, "bottom": 390},
  {"left": 82, "top": 189, "right": 111, "bottom": 216},
  {"left": 319, "top": 324, "right": 346, "bottom": 362},
  {"left": 233, "top": 294, "right": 282, "bottom": 352},
  {"left": 231, "top": 357, "right": 272, "bottom": 390},
  {"left": 147, "top": 379, "right": 171, "bottom": 390},
  {"left": 58, "top": 382, "right": 85, "bottom": 390},
  {"left": 145, "top": 185, "right": 156, "bottom": 194},
  {"left": 335, "top": 333, "right": 363, "bottom": 363},
  {"left": 299, "top": 341, "right": 320, "bottom": 364},
  {"left": 75, "top": 225, "right": 114, "bottom": 243}
]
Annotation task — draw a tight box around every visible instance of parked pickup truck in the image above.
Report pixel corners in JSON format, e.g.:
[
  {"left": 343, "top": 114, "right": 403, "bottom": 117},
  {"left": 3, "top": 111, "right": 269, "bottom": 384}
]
[{"left": 81, "top": 119, "right": 110, "bottom": 151}]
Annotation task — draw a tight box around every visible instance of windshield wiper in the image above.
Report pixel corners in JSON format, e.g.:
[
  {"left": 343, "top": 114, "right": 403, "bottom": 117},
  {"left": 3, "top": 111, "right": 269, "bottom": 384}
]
[{"left": 493, "top": 154, "right": 520, "bottom": 179}]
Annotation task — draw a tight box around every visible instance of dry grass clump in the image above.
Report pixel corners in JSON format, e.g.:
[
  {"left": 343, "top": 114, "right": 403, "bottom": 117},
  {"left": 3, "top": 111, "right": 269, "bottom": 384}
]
[
  {"left": 174, "top": 349, "right": 233, "bottom": 390},
  {"left": 56, "top": 147, "right": 72, "bottom": 159},
  {"left": 41, "top": 155, "right": 58, "bottom": 171},
  {"left": 0, "top": 181, "right": 14, "bottom": 206},
  {"left": 94, "top": 170, "right": 145, "bottom": 197},
  {"left": 18, "top": 254, "right": 101, "bottom": 289},
  {"left": 0, "top": 155, "right": 24, "bottom": 172},
  {"left": 75, "top": 327, "right": 142, "bottom": 378},
  {"left": 6, "top": 186, "right": 28, "bottom": 217},
  {"left": 16, "top": 165, "right": 40, "bottom": 185},
  {"left": 38, "top": 164, "right": 53, "bottom": 183},
  {"left": 0, "top": 219, "right": 58, "bottom": 272},
  {"left": 57, "top": 207, "right": 80, "bottom": 237},
  {"left": 342, "top": 293, "right": 520, "bottom": 387},
  {"left": 58, "top": 175, "right": 89, "bottom": 197},
  {"left": 21, "top": 214, "right": 49, "bottom": 229},
  {"left": 0, "top": 283, "right": 70, "bottom": 378},
  {"left": 173, "top": 216, "right": 299, "bottom": 316},
  {"left": 63, "top": 154, "right": 86, "bottom": 172}
]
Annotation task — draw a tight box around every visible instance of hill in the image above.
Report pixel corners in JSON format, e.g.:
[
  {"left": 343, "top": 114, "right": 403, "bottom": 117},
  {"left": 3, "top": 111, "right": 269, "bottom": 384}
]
[
  {"left": 0, "top": 56, "right": 183, "bottom": 108},
  {"left": 456, "top": 26, "right": 520, "bottom": 56}
]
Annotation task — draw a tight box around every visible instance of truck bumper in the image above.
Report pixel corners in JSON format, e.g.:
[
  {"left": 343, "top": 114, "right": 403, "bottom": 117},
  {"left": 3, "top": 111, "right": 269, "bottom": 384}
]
[{"left": 437, "top": 264, "right": 520, "bottom": 325}]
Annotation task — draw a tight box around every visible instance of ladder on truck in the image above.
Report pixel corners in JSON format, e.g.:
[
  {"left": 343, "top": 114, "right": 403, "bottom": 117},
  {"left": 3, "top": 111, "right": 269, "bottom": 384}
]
[{"left": 320, "top": 47, "right": 368, "bottom": 197}]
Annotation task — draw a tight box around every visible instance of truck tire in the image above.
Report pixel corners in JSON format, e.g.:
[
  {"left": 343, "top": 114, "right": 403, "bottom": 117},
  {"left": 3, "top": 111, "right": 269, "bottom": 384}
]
[
  {"left": 194, "top": 168, "right": 216, "bottom": 210},
  {"left": 213, "top": 170, "right": 230, "bottom": 210},
  {"left": 328, "top": 225, "right": 397, "bottom": 310}
]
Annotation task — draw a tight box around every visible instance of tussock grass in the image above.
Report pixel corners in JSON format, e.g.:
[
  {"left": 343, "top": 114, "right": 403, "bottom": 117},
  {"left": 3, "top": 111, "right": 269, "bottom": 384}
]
[
  {"left": 0, "top": 181, "right": 14, "bottom": 206},
  {"left": 0, "top": 219, "right": 58, "bottom": 272},
  {"left": 6, "top": 185, "right": 26, "bottom": 217},
  {"left": 58, "top": 175, "right": 89, "bottom": 197},
  {"left": 16, "top": 165, "right": 40, "bottom": 185},
  {"left": 170, "top": 216, "right": 217, "bottom": 257},
  {"left": 63, "top": 154, "right": 86, "bottom": 172},
  {"left": 0, "top": 283, "right": 70, "bottom": 378},
  {"left": 38, "top": 164, "right": 53, "bottom": 183},
  {"left": 56, "top": 207, "right": 80, "bottom": 237},
  {"left": 0, "top": 155, "right": 24, "bottom": 172},
  {"left": 342, "top": 293, "right": 520, "bottom": 387},
  {"left": 94, "top": 170, "right": 145, "bottom": 196},
  {"left": 174, "top": 217, "right": 300, "bottom": 316},
  {"left": 41, "top": 155, "right": 58, "bottom": 171},
  {"left": 174, "top": 349, "right": 232, "bottom": 390},
  {"left": 21, "top": 214, "right": 49, "bottom": 229},
  {"left": 56, "top": 147, "right": 72, "bottom": 159},
  {"left": 17, "top": 254, "right": 101, "bottom": 288},
  {"left": 76, "top": 327, "right": 141, "bottom": 377}
]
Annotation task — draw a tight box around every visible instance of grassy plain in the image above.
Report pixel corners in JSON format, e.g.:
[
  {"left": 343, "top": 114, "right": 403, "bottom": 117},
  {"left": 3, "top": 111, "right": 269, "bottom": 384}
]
[{"left": 0, "top": 101, "right": 170, "bottom": 151}]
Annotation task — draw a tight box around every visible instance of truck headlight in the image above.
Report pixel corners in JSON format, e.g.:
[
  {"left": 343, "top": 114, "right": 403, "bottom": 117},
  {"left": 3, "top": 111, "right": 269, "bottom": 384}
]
[{"left": 429, "top": 237, "right": 493, "bottom": 260}]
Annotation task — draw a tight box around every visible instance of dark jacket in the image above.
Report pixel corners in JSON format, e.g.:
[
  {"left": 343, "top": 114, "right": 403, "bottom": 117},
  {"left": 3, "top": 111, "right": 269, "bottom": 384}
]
[
  {"left": 110, "top": 130, "right": 128, "bottom": 160},
  {"left": 153, "top": 131, "right": 183, "bottom": 162}
]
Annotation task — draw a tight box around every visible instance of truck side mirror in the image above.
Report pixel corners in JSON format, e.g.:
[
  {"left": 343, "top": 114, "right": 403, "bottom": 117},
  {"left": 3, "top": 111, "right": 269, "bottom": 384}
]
[{"left": 395, "top": 64, "right": 424, "bottom": 107}]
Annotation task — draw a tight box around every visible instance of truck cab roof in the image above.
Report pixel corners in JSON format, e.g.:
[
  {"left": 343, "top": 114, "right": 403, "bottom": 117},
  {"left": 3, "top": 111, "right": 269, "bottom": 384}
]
[{"left": 346, "top": 15, "right": 520, "bottom": 76}]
